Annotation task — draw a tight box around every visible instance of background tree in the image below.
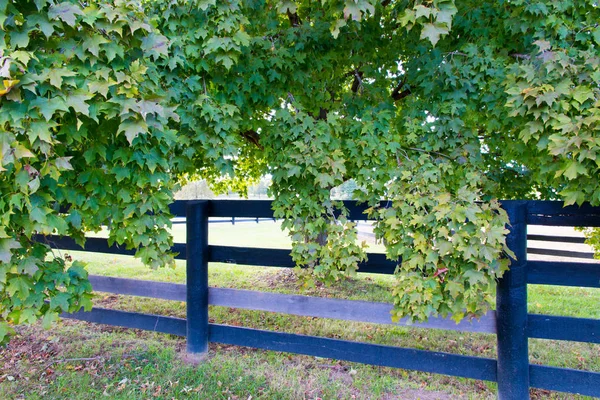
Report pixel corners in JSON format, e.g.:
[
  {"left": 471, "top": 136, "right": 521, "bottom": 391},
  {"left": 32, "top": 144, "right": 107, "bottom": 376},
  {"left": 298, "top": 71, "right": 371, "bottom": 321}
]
[{"left": 1, "top": 0, "right": 599, "bottom": 342}]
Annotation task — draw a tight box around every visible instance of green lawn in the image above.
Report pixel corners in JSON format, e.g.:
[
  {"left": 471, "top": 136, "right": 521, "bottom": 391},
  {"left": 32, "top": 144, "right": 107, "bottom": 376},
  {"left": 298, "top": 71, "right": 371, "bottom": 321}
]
[{"left": 1, "top": 223, "right": 599, "bottom": 399}]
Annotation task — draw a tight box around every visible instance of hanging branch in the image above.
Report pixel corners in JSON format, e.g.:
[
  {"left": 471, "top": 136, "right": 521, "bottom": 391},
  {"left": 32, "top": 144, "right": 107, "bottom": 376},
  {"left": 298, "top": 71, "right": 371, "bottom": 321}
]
[
  {"left": 392, "top": 78, "right": 411, "bottom": 101},
  {"left": 240, "top": 130, "right": 263, "bottom": 149},
  {"left": 287, "top": 10, "right": 301, "bottom": 27},
  {"left": 351, "top": 70, "right": 364, "bottom": 93}
]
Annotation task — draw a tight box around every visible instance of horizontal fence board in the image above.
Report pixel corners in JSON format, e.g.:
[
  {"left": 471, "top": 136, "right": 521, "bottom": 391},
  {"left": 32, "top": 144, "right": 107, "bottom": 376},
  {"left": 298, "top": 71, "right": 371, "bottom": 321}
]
[
  {"left": 172, "top": 200, "right": 600, "bottom": 226},
  {"left": 530, "top": 365, "right": 600, "bottom": 397},
  {"left": 168, "top": 201, "right": 188, "bottom": 217},
  {"left": 209, "top": 246, "right": 398, "bottom": 274},
  {"left": 65, "top": 199, "right": 600, "bottom": 224},
  {"left": 35, "top": 235, "right": 187, "bottom": 260},
  {"left": 527, "top": 261, "right": 600, "bottom": 288},
  {"left": 39, "top": 237, "right": 394, "bottom": 275},
  {"left": 36, "top": 237, "right": 397, "bottom": 274},
  {"left": 208, "top": 324, "right": 497, "bottom": 381},
  {"left": 61, "top": 307, "right": 186, "bottom": 336},
  {"left": 528, "top": 314, "right": 600, "bottom": 344},
  {"left": 86, "top": 277, "right": 492, "bottom": 333},
  {"left": 34, "top": 235, "right": 135, "bottom": 256},
  {"left": 358, "top": 253, "right": 399, "bottom": 274},
  {"left": 209, "top": 200, "right": 275, "bottom": 218},
  {"left": 210, "top": 288, "right": 496, "bottom": 333},
  {"left": 527, "top": 248, "right": 594, "bottom": 259},
  {"left": 89, "top": 275, "right": 186, "bottom": 301},
  {"left": 341, "top": 200, "right": 380, "bottom": 220},
  {"left": 209, "top": 245, "right": 294, "bottom": 267},
  {"left": 205, "top": 200, "right": 380, "bottom": 220},
  {"left": 527, "top": 235, "right": 586, "bottom": 244},
  {"left": 526, "top": 201, "right": 600, "bottom": 227},
  {"left": 172, "top": 199, "right": 391, "bottom": 220}
]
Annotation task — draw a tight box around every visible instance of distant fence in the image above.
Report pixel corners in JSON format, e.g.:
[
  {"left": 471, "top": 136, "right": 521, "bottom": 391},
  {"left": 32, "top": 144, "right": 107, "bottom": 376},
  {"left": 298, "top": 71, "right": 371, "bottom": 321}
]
[
  {"left": 38, "top": 200, "right": 600, "bottom": 399},
  {"left": 171, "top": 217, "right": 276, "bottom": 225}
]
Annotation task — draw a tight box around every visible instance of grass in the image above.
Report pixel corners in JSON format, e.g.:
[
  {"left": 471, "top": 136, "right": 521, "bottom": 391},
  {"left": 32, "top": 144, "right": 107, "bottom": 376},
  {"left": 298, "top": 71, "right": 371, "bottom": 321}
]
[{"left": 1, "top": 222, "right": 599, "bottom": 399}]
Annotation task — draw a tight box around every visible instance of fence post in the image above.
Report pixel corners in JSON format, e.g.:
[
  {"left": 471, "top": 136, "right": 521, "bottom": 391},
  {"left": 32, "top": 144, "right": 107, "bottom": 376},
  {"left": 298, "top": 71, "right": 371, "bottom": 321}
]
[
  {"left": 186, "top": 200, "right": 210, "bottom": 362},
  {"left": 496, "top": 201, "right": 529, "bottom": 399}
]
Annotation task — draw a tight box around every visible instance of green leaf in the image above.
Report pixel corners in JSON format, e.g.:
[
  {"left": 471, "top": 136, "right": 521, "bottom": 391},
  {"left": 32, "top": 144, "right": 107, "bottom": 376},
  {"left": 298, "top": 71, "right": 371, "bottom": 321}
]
[
  {"left": 560, "top": 189, "right": 585, "bottom": 206},
  {"left": 83, "top": 34, "right": 109, "bottom": 57},
  {"left": 48, "top": 2, "right": 83, "bottom": 27},
  {"left": 68, "top": 261, "right": 88, "bottom": 280},
  {"left": 18, "top": 257, "right": 39, "bottom": 275},
  {"left": 30, "top": 206, "right": 48, "bottom": 224},
  {"left": 0, "top": 238, "right": 20, "bottom": 263},
  {"left": 29, "top": 97, "right": 69, "bottom": 121},
  {"left": 88, "top": 80, "right": 113, "bottom": 97},
  {"left": 31, "top": 14, "right": 56, "bottom": 38},
  {"left": 118, "top": 119, "right": 148, "bottom": 144},
  {"left": 0, "top": 321, "right": 14, "bottom": 345},
  {"left": 45, "top": 68, "right": 77, "bottom": 88},
  {"left": 463, "top": 269, "right": 485, "bottom": 285},
  {"left": 215, "top": 54, "right": 235, "bottom": 70},
  {"left": 316, "top": 173, "right": 335, "bottom": 188},
  {"left": 10, "top": 30, "right": 30, "bottom": 49},
  {"left": 141, "top": 33, "right": 169, "bottom": 59},
  {"left": 572, "top": 86, "right": 594, "bottom": 104},
  {"left": 414, "top": 5, "right": 432, "bottom": 19},
  {"left": 561, "top": 162, "right": 588, "bottom": 180},
  {"left": 66, "top": 210, "right": 82, "bottom": 228},
  {"left": 28, "top": 176, "right": 40, "bottom": 193},
  {"left": 233, "top": 30, "right": 250, "bottom": 47},
  {"left": 113, "top": 166, "right": 130, "bottom": 182},
  {"left": 65, "top": 91, "right": 93, "bottom": 116},
  {"left": 343, "top": 2, "right": 363, "bottom": 21},
  {"left": 27, "top": 120, "right": 56, "bottom": 143},
  {"left": 420, "top": 23, "right": 449, "bottom": 46},
  {"left": 7, "top": 276, "right": 31, "bottom": 301},
  {"left": 42, "top": 311, "right": 59, "bottom": 329},
  {"left": 399, "top": 9, "right": 416, "bottom": 28},
  {"left": 593, "top": 27, "right": 600, "bottom": 45},
  {"left": 13, "top": 144, "right": 35, "bottom": 159},
  {"left": 55, "top": 156, "right": 73, "bottom": 170},
  {"left": 50, "top": 292, "right": 71, "bottom": 312},
  {"left": 330, "top": 19, "right": 346, "bottom": 39},
  {"left": 277, "top": 1, "right": 296, "bottom": 14},
  {"left": 436, "top": 3, "right": 458, "bottom": 27},
  {"left": 197, "top": 0, "right": 216, "bottom": 11},
  {"left": 446, "top": 280, "right": 463, "bottom": 299}
]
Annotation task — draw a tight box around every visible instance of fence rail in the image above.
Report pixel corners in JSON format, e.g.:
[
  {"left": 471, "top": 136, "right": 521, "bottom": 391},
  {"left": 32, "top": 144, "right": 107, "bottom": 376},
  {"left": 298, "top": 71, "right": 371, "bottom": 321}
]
[
  {"left": 43, "top": 200, "right": 600, "bottom": 399},
  {"left": 86, "top": 275, "right": 497, "bottom": 333}
]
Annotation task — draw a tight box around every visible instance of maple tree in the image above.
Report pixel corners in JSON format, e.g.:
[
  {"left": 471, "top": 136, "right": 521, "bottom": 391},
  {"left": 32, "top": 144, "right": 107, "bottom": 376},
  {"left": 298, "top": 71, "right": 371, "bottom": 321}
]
[{"left": 1, "top": 0, "right": 599, "bottom": 342}]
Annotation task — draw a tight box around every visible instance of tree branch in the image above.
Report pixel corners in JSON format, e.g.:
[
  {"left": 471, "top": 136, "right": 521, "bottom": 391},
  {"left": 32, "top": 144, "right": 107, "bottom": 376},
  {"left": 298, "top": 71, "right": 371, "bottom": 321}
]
[
  {"left": 318, "top": 107, "right": 328, "bottom": 120},
  {"left": 307, "top": 107, "right": 329, "bottom": 121},
  {"left": 351, "top": 70, "right": 363, "bottom": 93},
  {"left": 510, "top": 53, "right": 531, "bottom": 60},
  {"left": 287, "top": 10, "right": 301, "bottom": 27},
  {"left": 240, "top": 130, "right": 263, "bottom": 150},
  {"left": 403, "top": 146, "right": 454, "bottom": 160},
  {"left": 392, "top": 79, "right": 411, "bottom": 101}
]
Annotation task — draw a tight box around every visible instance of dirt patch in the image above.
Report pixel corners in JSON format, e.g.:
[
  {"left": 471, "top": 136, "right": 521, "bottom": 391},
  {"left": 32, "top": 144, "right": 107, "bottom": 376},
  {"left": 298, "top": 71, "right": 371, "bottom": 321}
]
[
  {"left": 93, "top": 293, "right": 122, "bottom": 308},
  {"left": 260, "top": 268, "right": 300, "bottom": 289},
  {"left": 385, "top": 388, "right": 458, "bottom": 400},
  {"left": 0, "top": 326, "right": 60, "bottom": 384}
]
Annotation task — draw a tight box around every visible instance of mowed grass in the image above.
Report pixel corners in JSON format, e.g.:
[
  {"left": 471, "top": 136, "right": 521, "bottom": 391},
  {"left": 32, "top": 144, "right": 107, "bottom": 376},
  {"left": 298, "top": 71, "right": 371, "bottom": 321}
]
[{"left": 1, "top": 222, "right": 599, "bottom": 399}]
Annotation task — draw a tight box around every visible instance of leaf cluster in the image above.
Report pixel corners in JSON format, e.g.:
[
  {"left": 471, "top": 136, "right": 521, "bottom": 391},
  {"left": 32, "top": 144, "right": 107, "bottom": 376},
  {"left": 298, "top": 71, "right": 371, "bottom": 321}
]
[{"left": 2, "top": 0, "right": 600, "bottom": 340}]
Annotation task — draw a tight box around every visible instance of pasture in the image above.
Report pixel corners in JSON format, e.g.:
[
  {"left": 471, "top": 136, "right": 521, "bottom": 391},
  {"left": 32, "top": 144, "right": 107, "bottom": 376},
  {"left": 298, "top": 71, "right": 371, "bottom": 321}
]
[{"left": 1, "top": 213, "right": 599, "bottom": 399}]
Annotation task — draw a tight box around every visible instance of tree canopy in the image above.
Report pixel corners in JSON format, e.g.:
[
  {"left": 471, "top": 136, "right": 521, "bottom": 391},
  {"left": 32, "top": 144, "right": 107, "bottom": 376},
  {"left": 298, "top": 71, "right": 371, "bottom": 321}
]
[{"left": 1, "top": 0, "right": 599, "bottom": 342}]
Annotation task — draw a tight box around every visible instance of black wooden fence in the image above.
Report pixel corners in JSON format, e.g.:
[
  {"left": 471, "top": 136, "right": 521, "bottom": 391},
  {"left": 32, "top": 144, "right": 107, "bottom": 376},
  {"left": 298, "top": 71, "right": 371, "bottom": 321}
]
[{"left": 40, "top": 200, "right": 600, "bottom": 399}]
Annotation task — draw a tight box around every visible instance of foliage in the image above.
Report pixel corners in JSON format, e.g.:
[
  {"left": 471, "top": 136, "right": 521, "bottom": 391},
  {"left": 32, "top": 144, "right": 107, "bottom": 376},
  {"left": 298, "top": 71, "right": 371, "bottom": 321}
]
[
  {"left": 1, "top": 0, "right": 599, "bottom": 341},
  {"left": 0, "top": 0, "right": 178, "bottom": 343}
]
